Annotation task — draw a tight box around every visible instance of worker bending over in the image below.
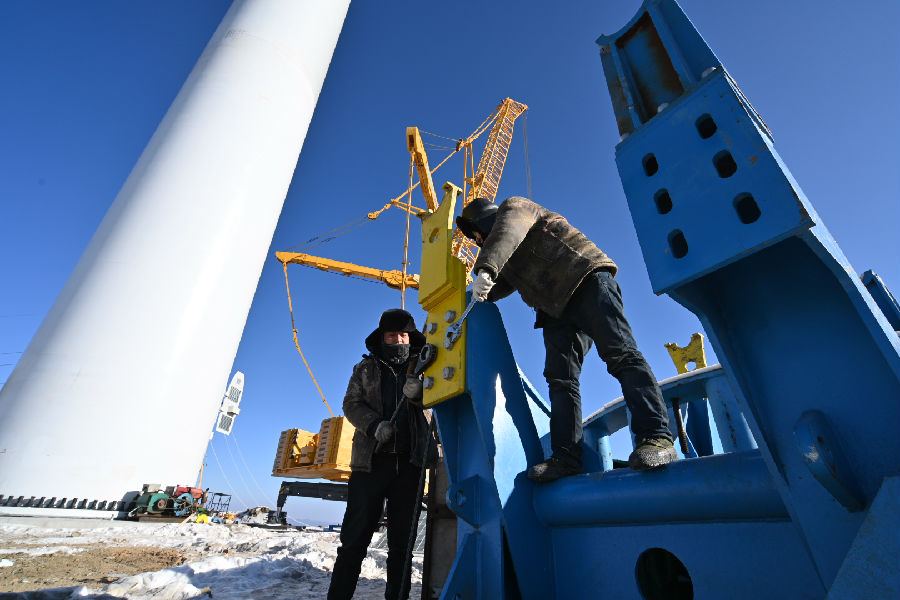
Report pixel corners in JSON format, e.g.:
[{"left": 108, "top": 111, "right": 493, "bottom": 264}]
[
  {"left": 328, "top": 309, "right": 437, "bottom": 600},
  {"left": 456, "top": 197, "right": 676, "bottom": 482}
]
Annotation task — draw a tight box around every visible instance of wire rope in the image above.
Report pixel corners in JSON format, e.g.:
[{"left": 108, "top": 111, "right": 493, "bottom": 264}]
[
  {"left": 282, "top": 262, "right": 334, "bottom": 417},
  {"left": 222, "top": 433, "right": 269, "bottom": 509},
  {"left": 523, "top": 112, "right": 534, "bottom": 201},
  {"left": 229, "top": 432, "right": 277, "bottom": 506},
  {"left": 282, "top": 104, "right": 502, "bottom": 251},
  {"left": 400, "top": 156, "right": 414, "bottom": 309},
  {"left": 284, "top": 215, "right": 371, "bottom": 253},
  {"left": 418, "top": 129, "right": 460, "bottom": 142},
  {"left": 208, "top": 440, "right": 254, "bottom": 510},
  {"left": 229, "top": 434, "right": 318, "bottom": 528}
]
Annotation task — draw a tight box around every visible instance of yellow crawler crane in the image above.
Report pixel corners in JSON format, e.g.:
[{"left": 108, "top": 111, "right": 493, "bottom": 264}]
[{"left": 271, "top": 99, "right": 528, "bottom": 485}]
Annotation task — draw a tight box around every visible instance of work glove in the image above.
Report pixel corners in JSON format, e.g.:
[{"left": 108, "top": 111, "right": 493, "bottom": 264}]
[
  {"left": 472, "top": 270, "right": 494, "bottom": 302},
  {"left": 403, "top": 374, "right": 423, "bottom": 400},
  {"left": 374, "top": 421, "right": 395, "bottom": 443}
]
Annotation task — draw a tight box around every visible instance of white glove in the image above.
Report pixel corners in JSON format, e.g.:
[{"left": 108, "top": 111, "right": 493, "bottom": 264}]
[
  {"left": 403, "top": 375, "right": 423, "bottom": 400},
  {"left": 472, "top": 271, "right": 494, "bottom": 302},
  {"left": 374, "top": 421, "right": 395, "bottom": 443}
]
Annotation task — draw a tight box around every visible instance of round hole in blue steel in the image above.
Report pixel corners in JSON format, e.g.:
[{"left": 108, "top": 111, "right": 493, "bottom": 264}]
[
  {"left": 642, "top": 153, "right": 659, "bottom": 176},
  {"left": 654, "top": 189, "right": 673, "bottom": 214},
  {"left": 667, "top": 230, "right": 688, "bottom": 259},
  {"left": 733, "top": 192, "right": 761, "bottom": 224},
  {"left": 713, "top": 150, "right": 737, "bottom": 178},
  {"left": 695, "top": 114, "right": 717, "bottom": 139},
  {"left": 635, "top": 547, "right": 693, "bottom": 600}
]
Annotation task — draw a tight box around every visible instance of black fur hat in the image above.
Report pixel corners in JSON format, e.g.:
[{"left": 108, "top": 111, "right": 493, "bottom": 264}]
[{"left": 364, "top": 308, "right": 426, "bottom": 353}]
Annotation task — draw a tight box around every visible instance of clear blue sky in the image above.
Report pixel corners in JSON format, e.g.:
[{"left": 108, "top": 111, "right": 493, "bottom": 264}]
[{"left": 1, "top": 1, "right": 897, "bottom": 524}]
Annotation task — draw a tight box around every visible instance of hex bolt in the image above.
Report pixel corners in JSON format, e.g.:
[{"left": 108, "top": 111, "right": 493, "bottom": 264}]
[
  {"left": 442, "top": 367, "right": 455, "bottom": 380},
  {"left": 426, "top": 322, "right": 438, "bottom": 334},
  {"left": 444, "top": 310, "right": 457, "bottom": 323},
  {"left": 443, "top": 338, "right": 454, "bottom": 350},
  {"left": 423, "top": 377, "right": 434, "bottom": 390}
]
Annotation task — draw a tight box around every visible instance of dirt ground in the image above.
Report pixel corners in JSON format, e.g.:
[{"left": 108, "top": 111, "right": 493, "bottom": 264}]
[{"left": 0, "top": 545, "right": 205, "bottom": 593}]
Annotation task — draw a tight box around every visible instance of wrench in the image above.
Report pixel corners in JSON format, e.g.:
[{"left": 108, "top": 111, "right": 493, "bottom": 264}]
[{"left": 445, "top": 295, "right": 480, "bottom": 347}]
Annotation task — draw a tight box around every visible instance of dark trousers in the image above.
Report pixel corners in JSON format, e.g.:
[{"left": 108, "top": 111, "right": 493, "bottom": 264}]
[
  {"left": 327, "top": 453, "right": 421, "bottom": 600},
  {"left": 541, "top": 270, "right": 671, "bottom": 467}
]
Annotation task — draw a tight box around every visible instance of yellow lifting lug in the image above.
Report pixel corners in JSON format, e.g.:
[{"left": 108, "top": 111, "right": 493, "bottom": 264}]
[
  {"left": 417, "top": 182, "right": 467, "bottom": 407},
  {"left": 664, "top": 332, "right": 708, "bottom": 374}
]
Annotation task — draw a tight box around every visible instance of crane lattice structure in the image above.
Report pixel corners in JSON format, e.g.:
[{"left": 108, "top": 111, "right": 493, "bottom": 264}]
[
  {"left": 453, "top": 98, "right": 528, "bottom": 273},
  {"left": 276, "top": 98, "right": 527, "bottom": 414}
]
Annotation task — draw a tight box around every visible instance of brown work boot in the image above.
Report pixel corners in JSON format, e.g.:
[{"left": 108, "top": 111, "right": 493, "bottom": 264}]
[
  {"left": 527, "top": 456, "right": 581, "bottom": 483},
  {"left": 628, "top": 437, "right": 677, "bottom": 471}
]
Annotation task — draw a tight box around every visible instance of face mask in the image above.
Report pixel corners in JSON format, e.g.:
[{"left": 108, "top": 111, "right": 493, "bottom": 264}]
[{"left": 381, "top": 342, "right": 410, "bottom": 365}]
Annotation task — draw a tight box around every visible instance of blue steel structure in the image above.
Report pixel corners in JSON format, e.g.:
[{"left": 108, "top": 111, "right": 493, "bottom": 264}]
[{"left": 420, "top": 1, "right": 900, "bottom": 598}]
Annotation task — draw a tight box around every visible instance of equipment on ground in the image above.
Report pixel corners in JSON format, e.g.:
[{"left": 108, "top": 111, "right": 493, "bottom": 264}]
[
  {"left": 129, "top": 484, "right": 206, "bottom": 518},
  {"left": 205, "top": 492, "right": 232, "bottom": 514}
]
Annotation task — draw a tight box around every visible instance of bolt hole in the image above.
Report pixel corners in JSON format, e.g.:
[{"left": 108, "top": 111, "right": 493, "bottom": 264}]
[
  {"left": 668, "top": 230, "right": 688, "bottom": 259},
  {"left": 734, "top": 193, "right": 761, "bottom": 224},
  {"left": 635, "top": 547, "right": 693, "bottom": 600},
  {"left": 654, "top": 189, "right": 672, "bottom": 214},
  {"left": 429, "top": 228, "right": 440, "bottom": 242},
  {"left": 643, "top": 153, "right": 659, "bottom": 176},
  {"left": 713, "top": 150, "right": 737, "bottom": 178},
  {"left": 695, "top": 114, "right": 717, "bottom": 139}
]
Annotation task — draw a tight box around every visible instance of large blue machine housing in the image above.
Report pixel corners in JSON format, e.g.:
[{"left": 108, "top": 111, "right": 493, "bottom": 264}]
[{"left": 421, "top": 1, "right": 900, "bottom": 598}]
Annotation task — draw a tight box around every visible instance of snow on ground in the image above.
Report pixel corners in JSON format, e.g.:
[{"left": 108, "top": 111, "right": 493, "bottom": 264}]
[{"left": 0, "top": 519, "right": 421, "bottom": 599}]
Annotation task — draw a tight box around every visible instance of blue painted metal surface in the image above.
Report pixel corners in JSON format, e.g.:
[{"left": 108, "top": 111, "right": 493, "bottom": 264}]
[
  {"left": 861, "top": 269, "right": 900, "bottom": 331},
  {"left": 426, "top": 0, "right": 900, "bottom": 597},
  {"left": 433, "top": 296, "right": 554, "bottom": 600}
]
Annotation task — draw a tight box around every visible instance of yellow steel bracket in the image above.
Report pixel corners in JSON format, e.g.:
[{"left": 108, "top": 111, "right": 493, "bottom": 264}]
[
  {"left": 417, "top": 182, "right": 467, "bottom": 407},
  {"left": 664, "top": 332, "right": 708, "bottom": 374}
]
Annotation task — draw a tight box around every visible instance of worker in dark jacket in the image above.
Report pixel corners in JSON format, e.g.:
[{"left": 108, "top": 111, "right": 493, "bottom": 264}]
[
  {"left": 457, "top": 197, "right": 676, "bottom": 482},
  {"left": 328, "top": 308, "right": 437, "bottom": 600}
]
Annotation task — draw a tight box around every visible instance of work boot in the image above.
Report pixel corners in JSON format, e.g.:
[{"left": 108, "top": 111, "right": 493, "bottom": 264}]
[
  {"left": 628, "top": 437, "right": 677, "bottom": 471},
  {"left": 527, "top": 456, "right": 581, "bottom": 483}
]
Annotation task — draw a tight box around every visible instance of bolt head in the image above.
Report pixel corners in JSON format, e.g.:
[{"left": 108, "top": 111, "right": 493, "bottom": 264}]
[
  {"left": 426, "top": 322, "right": 438, "bottom": 334},
  {"left": 442, "top": 367, "right": 455, "bottom": 380},
  {"left": 444, "top": 310, "right": 457, "bottom": 323},
  {"left": 423, "top": 377, "right": 434, "bottom": 390}
]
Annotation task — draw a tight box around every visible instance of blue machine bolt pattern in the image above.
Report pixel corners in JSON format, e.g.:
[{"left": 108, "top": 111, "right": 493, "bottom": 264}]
[{"left": 427, "top": 1, "right": 900, "bottom": 598}]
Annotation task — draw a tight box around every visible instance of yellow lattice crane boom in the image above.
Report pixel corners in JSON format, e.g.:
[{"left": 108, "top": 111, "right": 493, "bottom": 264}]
[
  {"left": 452, "top": 98, "right": 528, "bottom": 273},
  {"left": 407, "top": 126, "right": 439, "bottom": 212}
]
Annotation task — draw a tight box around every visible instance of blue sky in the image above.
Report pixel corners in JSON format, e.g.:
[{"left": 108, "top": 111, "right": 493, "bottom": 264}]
[{"left": 1, "top": 1, "right": 897, "bottom": 524}]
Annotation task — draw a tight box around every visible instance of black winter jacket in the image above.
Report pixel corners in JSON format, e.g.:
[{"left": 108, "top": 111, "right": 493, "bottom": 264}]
[
  {"left": 473, "top": 197, "right": 618, "bottom": 318},
  {"left": 342, "top": 353, "right": 437, "bottom": 473}
]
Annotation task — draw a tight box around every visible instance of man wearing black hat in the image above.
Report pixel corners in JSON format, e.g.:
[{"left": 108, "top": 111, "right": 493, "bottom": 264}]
[
  {"left": 456, "top": 197, "right": 676, "bottom": 483},
  {"left": 327, "top": 308, "right": 437, "bottom": 600}
]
